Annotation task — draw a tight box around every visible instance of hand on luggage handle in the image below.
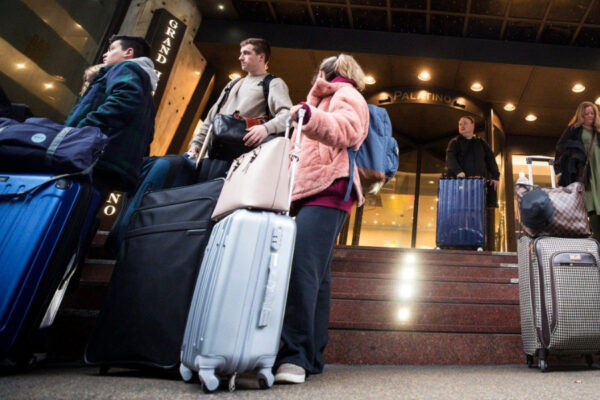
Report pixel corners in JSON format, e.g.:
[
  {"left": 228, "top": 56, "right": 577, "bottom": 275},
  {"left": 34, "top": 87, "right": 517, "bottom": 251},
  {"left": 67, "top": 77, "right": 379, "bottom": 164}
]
[
  {"left": 286, "top": 108, "right": 306, "bottom": 215},
  {"left": 525, "top": 155, "right": 556, "bottom": 188}
]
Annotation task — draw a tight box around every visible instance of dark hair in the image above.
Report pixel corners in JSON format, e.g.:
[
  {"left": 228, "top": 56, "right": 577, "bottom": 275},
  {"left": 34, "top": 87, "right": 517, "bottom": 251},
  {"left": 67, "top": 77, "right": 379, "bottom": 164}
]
[
  {"left": 109, "top": 35, "right": 150, "bottom": 58},
  {"left": 239, "top": 38, "right": 271, "bottom": 63}
]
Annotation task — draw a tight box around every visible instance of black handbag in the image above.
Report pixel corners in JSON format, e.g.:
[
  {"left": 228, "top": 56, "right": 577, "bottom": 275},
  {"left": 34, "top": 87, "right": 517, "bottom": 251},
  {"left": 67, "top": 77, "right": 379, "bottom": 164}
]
[
  {"left": 208, "top": 74, "right": 280, "bottom": 161},
  {"left": 210, "top": 111, "right": 265, "bottom": 160}
]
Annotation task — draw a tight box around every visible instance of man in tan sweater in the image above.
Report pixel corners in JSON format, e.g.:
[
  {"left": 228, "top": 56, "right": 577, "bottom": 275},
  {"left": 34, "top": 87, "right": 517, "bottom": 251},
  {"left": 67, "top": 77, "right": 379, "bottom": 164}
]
[{"left": 188, "top": 38, "right": 292, "bottom": 179}]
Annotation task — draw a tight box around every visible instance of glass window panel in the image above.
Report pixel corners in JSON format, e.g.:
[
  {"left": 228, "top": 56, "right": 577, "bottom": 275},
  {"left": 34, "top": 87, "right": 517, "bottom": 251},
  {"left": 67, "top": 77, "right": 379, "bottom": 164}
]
[
  {"left": 1, "top": 0, "right": 125, "bottom": 120},
  {"left": 415, "top": 152, "right": 445, "bottom": 249},
  {"left": 492, "top": 124, "right": 507, "bottom": 251},
  {"left": 347, "top": 150, "right": 418, "bottom": 248}
]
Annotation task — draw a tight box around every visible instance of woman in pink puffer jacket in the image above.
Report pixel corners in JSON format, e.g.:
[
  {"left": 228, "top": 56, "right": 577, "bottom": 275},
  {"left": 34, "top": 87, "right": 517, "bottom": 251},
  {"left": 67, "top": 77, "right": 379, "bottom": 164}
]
[{"left": 274, "top": 54, "right": 369, "bottom": 384}]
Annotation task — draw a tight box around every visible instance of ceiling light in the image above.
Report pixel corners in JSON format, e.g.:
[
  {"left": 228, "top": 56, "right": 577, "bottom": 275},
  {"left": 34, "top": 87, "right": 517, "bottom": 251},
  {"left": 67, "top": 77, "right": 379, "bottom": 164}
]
[
  {"left": 596, "top": 97, "right": 600, "bottom": 106},
  {"left": 470, "top": 82, "right": 483, "bottom": 92},
  {"left": 417, "top": 71, "right": 431, "bottom": 81},
  {"left": 572, "top": 83, "right": 585, "bottom": 93},
  {"left": 228, "top": 72, "right": 241, "bottom": 80},
  {"left": 194, "top": 71, "right": 201, "bottom": 75},
  {"left": 16, "top": 63, "right": 26, "bottom": 69},
  {"left": 43, "top": 83, "right": 54, "bottom": 89},
  {"left": 428, "top": 180, "right": 434, "bottom": 184},
  {"left": 218, "top": 4, "right": 225, "bottom": 10},
  {"left": 525, "top": 114, "right": 537, "bottom": 122},
  {"left": 74, "top": 23, "right": 82, "bottom": 29},
  {"left": 504, "top": 103, "right": 516, "bottom": 111},
  {"left": 364, "top": 75, "right": 376, "bottom": 85}
]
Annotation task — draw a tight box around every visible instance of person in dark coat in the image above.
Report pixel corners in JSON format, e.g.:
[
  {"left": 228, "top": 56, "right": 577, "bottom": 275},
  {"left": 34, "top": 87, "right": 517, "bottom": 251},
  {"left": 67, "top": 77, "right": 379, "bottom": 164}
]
[
  {"left": 554, "top": 101, "right": 600, "bottom": 238},
  {"left": 65, "top": 35, "right": 158, "bottom": 202},
  {"left": 445, "top": 115, "right": 500, "bottom": 208}
]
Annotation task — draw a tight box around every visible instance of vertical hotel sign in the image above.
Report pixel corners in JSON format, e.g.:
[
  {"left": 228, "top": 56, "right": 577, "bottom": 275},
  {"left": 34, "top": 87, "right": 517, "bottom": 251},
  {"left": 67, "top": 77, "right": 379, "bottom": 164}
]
[{"left": 145, "top": 8, "right": 186, "bottom": 105}]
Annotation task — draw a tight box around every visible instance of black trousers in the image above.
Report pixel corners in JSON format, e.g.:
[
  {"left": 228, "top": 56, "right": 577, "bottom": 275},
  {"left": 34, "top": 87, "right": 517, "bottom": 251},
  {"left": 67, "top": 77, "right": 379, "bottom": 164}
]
[{"left": 275, "top": 205, "right": 347, "bottom": 375}]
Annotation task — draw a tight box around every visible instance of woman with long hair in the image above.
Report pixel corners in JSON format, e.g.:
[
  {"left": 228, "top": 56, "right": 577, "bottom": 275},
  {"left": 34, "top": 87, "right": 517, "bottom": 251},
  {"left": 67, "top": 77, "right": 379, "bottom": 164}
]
[
  {"left": 273, "top": 54, "right": 369, "bottom": 384},
  {"left": 555, "top": 101, "right": 600, "bottom": 238}
]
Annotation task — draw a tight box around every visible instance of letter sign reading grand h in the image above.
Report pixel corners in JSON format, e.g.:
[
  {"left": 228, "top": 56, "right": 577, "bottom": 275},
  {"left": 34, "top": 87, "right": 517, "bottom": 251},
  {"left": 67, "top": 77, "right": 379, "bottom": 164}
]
[{"left": 145, "top": 8, "right": 186, "bottom": 106}]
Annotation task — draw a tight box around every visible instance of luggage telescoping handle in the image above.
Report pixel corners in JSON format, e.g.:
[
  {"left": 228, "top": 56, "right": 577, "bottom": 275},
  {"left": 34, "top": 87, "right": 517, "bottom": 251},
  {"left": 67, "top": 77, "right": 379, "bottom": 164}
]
[
  {"left": 525, "top": 155, "right": 556, "bottom": 188},
  {"left": 286, "top": 108, "right": 306, "bottom": 215},
  {"left": 258, "top": 110, "right": 305, "bottom": 329}
]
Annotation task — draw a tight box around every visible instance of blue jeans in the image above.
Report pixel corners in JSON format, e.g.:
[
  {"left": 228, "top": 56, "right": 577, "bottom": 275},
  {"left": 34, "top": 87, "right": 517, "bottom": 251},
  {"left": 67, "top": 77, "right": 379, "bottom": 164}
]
[{"left": 275, "top": 205, "right": 347, "bottom": 375}]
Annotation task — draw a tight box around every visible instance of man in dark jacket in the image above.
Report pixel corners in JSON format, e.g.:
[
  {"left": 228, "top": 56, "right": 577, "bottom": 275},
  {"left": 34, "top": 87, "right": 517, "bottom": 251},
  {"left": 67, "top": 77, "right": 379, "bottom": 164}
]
[
  {"left": 445, "top": 115, "right": 500, "bottom": 207},
  {"left": 65, "top": 35, "right": 158, "bottom": 201}
]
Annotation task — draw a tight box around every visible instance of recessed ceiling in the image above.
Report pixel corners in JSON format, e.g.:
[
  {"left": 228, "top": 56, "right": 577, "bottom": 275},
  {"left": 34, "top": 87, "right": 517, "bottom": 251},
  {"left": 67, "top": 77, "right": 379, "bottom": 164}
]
[
  {"left": 196, "top": 42, "right": 600, "bottom": 144},
  {"left": 198, "top": 0, "right": 600, "bottom": 48}
]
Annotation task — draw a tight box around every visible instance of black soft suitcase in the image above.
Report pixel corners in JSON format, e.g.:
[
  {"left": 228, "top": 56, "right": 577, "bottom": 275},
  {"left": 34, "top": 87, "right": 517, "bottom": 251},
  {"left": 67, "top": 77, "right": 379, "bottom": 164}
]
[{"left": 84, "top": 178, "right": 224, "bottom": 372}]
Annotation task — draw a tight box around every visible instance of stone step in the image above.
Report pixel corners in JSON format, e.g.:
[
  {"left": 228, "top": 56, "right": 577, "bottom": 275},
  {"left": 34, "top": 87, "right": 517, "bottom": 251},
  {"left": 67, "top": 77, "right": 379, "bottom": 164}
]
[
  {"left": 329, "top": 299, "right": 520, "bottom": 334},
  {"left": 333, "top": 246, "right": 517, "bottom": 266},
  {"left": 332, "top": 276, "right": 518, "bottom": 305},
  {"left": 63, "top": 276, "right": 520, "bottom": 312},
  {"left": 82, "top": 254, "right": 519, "bottom": 286},
  {"left": 324, "top": 330, "right": 523, "bottom": 365},
  {"left": 79, "top": 260, "right": 115, "bottom": 282},
  {"left": 47, "top": 314, "right": 524, "bottom": 365},
  {"left": 332, "top": 261, "right": 518, "bottom": 283}
]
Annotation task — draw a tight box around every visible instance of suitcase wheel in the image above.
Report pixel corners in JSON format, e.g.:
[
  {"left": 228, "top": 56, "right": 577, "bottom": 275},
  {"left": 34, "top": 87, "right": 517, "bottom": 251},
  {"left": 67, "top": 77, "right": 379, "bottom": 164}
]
[
  {"left": 180, "top": 364, "right": 193, "bottom": 382},
  {"left": 228, "top": 374, "right": 236, "bottom": 392},
  {"left": 199, "top": 368, "right": 219, "bottom": 393},
  {"left": 99, "top": 366, "right": 110, "bottom": 375},
  {"left": 526, "top": 355, "right": 534, "bottom": 368},
  {"left": 257, "top": 368, "right": 274, "bottom": 389},
  {"left": 539, "top": 359, "right": 548, "bottom": 372},
  {"left": 585, "top": 354, "right": 594, "bottom": 368}
]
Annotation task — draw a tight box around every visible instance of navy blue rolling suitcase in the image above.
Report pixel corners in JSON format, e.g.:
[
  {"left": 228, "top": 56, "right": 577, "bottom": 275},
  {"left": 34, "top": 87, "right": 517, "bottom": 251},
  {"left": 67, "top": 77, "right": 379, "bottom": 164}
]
[
  {"left": 436, "top": 177, "right": 485, "bottom": 249},
  {"left": 0, "top": 174, "right": 99, "bottom": 365},
  {"left": 105, "top": 155, "right": 197, "bottom": 254}
]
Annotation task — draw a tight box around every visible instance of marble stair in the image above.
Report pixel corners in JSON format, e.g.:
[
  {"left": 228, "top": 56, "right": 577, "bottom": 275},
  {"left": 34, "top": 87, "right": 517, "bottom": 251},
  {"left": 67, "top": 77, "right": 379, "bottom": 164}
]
[
  {"left": 325, "top": 246, "right": 522, "bottom": 365},
  {"left": 51, "top": 236, "right": 523, "bottom": 365}
]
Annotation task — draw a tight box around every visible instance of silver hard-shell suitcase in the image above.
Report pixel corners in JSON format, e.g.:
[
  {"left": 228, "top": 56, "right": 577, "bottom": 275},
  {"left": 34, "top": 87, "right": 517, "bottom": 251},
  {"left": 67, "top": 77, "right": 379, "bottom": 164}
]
[
  {"left": 179, "top": 112, "right": 305, "bottom": 392},
  {"left": 180, "top": 209, "right": 295, "bottom": 391},
  {"left": 517, "top": 156, "right": 600, "bottom": 371}
]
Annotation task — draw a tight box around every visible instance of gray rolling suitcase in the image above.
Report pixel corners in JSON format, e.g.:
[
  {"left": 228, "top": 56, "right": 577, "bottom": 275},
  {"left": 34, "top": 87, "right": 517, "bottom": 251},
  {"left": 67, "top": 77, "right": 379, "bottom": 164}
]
[
  {"left": 517, "top": 156, "right": 600, "bottom": 371},
  {"left": 179, "top": 113, "right": 304, "bottom": 392}
]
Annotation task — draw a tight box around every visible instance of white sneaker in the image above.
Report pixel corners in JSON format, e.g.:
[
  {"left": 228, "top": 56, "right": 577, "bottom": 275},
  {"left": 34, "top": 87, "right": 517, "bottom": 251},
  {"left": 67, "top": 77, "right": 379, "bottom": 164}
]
[{"left": 274, "top": 363, "right": 306, "bottom": 384}]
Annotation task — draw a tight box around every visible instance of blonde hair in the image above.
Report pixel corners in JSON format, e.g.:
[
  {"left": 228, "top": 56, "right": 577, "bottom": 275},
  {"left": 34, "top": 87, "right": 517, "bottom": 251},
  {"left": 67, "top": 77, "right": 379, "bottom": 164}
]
[
  {"left": 80, "top": 64, "right": 103, "bottom": 96},
  {"left": 568, "top": 101, "right": 600, "bottom": 130},
  {"left": 319, "top": 54, "right": 366, "bottom": 91}
]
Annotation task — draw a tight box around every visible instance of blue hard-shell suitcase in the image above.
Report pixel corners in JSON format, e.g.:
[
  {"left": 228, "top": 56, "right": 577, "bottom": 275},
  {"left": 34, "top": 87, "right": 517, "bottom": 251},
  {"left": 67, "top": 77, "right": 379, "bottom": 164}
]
[
  {"left": 0, "top": 174, "right": 99, "bottom": 363},
  {"left": 436, "top": 177, "right": 485, "bottom": 248}
]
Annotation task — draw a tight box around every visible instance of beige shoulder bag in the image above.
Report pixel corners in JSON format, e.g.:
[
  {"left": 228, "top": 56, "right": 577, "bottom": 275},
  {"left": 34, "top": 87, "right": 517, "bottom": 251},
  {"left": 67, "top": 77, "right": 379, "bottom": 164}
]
[{"left": 211, "top": 110, "right": 305, "bottom": 220}]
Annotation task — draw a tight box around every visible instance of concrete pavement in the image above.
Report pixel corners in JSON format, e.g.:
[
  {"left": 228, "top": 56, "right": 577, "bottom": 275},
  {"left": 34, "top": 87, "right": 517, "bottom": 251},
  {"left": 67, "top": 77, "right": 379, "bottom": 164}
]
[{"left": 1, "top": 363, "right": 600, "bottom": 399}]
